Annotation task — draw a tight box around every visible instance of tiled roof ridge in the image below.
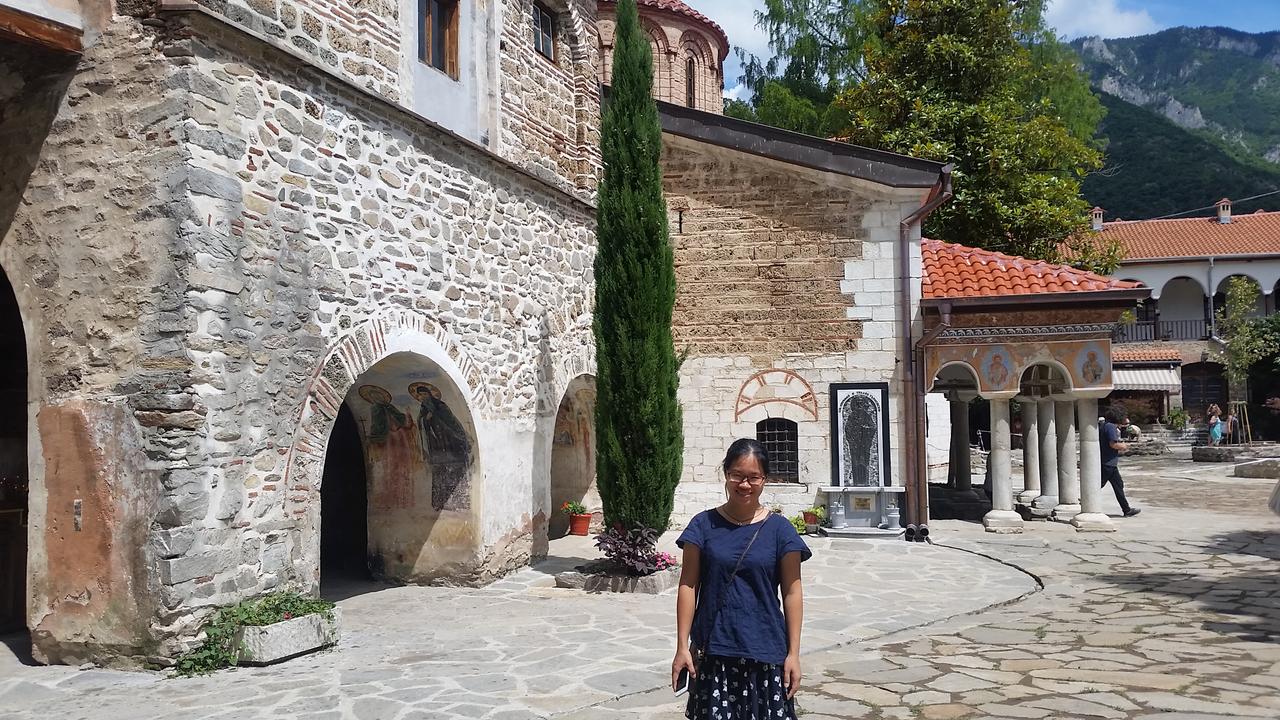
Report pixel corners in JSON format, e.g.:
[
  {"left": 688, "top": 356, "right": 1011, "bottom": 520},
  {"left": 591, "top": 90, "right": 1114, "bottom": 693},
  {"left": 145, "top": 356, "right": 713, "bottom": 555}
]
[
  {"left": 922, "top": 238, "right": 1142, "bottom": 300},
  {"left": 1103, "top": 209, "right": 1280, "bottom": 227},
  {"left": 600, "top": 0, "right": 730, "bottom": 59}
]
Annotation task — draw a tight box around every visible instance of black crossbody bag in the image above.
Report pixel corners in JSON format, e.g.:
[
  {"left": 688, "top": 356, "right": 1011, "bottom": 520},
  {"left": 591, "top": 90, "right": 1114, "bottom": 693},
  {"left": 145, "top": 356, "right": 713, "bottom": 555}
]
[{"left": 690, "top": 516, "right": 767, "bottom": 668}]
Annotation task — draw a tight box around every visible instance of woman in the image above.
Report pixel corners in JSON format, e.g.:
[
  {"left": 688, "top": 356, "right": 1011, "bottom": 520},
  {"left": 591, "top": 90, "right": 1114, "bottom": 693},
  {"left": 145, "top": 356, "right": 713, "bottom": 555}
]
[
  {"left": 671, "top": 439, "right": 811, "bottom": 720},
  {"left": 1208, "top": 404, "right": 1224, "bottom": 446}
]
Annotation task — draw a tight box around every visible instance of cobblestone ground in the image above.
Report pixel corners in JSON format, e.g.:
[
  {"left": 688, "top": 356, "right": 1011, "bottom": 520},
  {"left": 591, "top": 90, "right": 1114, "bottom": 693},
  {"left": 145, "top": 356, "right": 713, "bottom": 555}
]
[
  {"left": 581, "top": 462, "right": 1280, "bottom": 720},
  {"left": 0, "top": 531, "right": 1033, "bottom": 719}
]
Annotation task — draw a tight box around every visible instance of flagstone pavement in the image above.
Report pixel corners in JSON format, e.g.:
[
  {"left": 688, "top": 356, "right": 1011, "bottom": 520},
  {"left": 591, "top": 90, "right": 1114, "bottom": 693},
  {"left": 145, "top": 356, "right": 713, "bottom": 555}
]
[{"left": 1, "top": 456, "right": 1277, "bottom": 719}]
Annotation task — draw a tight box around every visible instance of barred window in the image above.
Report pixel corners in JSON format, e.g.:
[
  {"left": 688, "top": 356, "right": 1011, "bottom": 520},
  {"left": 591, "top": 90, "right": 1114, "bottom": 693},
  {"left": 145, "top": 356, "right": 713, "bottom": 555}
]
[
  {"left": 756, "top": 418, "right": 800, "bottom": 482},
  {"left": 533, "top": 2, "right": 556, "bottom": 62}
]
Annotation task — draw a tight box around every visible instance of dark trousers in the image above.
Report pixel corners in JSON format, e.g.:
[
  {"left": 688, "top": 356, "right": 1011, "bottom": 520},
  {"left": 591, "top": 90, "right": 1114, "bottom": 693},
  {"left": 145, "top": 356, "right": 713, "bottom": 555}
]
[{"left": 1101, "top": 464, "right": 1131, "bottom": 514}]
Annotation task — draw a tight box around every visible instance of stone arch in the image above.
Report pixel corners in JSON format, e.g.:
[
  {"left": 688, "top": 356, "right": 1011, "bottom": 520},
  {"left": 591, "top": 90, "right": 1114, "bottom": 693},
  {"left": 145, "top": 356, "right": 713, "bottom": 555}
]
[
  {"left": 0, "top": 261, "right": 29, "bottom": 634},
  {"left": 284, "top": 312, "right": 490, "bottom": 588},
  {"left": 642, "top": 21, "right": 672, "bottom": 100},
  {"left": 547, "top": 374, "right": 597, "bottom": 540},
  {"left": 735, "top": 369, "right": 818, "bottom": 422},
  {"left": 928, "top": 360, "right": 982, "bottom": 394},
  {"left": 679, "top": 30, "right": 714, "bottom": 109},
  {"left": 1018, "top": 361, "right": 1075, "bottom": 398},
  {"left": 1214, "top": 273, "right": 1266, "bottom": 318}
]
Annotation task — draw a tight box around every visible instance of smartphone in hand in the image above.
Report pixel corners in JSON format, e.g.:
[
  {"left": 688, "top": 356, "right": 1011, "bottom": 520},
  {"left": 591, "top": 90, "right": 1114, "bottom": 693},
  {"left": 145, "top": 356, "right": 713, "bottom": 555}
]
[{"left": 674, "top": 668, "right": 691, "bottom": 697}]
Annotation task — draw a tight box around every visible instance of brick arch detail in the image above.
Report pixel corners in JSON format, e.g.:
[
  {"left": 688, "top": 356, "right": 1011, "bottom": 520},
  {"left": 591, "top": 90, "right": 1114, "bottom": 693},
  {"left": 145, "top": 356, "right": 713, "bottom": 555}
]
[{"left": 735, "top": 369, "right": 819, "bottom": 422}]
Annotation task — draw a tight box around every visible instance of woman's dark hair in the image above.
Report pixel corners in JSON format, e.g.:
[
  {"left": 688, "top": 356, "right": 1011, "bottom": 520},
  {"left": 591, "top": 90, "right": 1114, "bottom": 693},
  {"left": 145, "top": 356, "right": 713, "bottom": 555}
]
[
  {"left": 722, "top": 438, "right": 770, "bottom": 477},
  {"left": 1103, "top": 407, "right": 1126, "bottom": 425}
]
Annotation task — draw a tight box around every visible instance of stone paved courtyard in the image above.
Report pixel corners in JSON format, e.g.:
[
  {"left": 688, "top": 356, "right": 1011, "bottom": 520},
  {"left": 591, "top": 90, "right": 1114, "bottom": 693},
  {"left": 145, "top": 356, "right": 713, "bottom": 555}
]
[{"left": 1, "top": 454, "right": 1277, "bottom": 719}]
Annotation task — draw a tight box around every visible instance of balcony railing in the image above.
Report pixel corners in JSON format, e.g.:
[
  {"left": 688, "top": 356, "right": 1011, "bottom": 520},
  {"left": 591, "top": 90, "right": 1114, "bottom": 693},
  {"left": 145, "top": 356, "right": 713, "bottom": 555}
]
[{"left": 1114, "top": 319, "right": 1211, "bottom": 343}]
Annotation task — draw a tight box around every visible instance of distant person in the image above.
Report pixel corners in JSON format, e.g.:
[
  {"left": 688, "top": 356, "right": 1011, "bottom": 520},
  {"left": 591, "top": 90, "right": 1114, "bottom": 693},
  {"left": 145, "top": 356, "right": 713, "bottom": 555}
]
[
  {"left": 1102, "top": 408, "right": 1141, "bottom": 518},
  {"left": 1225, "top": 412, "right": 1240, "bottom": 445},
  {"left": 1207, "top": 404, "right": 1224, "bottom": 446},
  {"left": 1121, "top": 416, "right": 1142, "bottom": 441}
]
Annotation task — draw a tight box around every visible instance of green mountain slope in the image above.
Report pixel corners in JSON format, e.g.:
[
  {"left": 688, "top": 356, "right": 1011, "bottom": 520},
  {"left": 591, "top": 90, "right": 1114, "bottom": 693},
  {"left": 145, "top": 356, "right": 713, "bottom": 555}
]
[
  {"left": 1071, "top": 27, "right": 1280, "bottom": 167},
  {"left": 1083, "top": 92, "right": 1280, "bottom": 220}
]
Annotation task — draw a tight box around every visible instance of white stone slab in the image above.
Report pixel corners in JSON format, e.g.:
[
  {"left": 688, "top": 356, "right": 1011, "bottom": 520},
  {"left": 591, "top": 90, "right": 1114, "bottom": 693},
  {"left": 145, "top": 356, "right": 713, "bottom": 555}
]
[{"left": 235, "top": 608, "right": 341, "bottom": 666}]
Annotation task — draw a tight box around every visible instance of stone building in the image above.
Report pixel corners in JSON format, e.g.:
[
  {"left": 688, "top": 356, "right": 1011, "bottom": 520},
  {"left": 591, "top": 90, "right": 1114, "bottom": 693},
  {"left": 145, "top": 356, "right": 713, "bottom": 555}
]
[{"left": 1, "top": 0, "right": 600, "bottom": 665}]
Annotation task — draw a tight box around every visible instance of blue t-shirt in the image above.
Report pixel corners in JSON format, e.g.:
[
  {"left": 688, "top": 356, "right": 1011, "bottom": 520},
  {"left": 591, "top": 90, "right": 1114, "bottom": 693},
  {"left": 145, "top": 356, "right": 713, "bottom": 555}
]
[
  {"left": 1101, "top": 422, "right": 1121, "bottom": 467},
  {"left": 676, "top": 510, "right": 812, "bottom": 665}
]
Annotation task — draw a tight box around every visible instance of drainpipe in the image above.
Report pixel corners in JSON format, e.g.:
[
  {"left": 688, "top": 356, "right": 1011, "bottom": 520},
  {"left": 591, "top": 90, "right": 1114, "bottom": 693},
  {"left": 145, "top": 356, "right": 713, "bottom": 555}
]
[
  {"left": 1208, "top": 256, "right": 1217, "bottom": 338},
  {"left": 898, "top": 165, "right": 954, "bottom": 532},
  {"left": 913, "top": 301, "right": 953, "bottom": 540}
]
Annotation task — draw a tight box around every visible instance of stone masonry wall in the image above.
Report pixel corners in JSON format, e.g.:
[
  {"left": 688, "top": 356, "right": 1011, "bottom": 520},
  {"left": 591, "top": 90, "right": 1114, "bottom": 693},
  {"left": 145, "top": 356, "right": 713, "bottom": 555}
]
[
  {"left": 138, "top": 11, "right": 596, "bottom": 656},
  {"left": 0, "top": 23, "right": 188, "bottom": 666},
  {"left": 597, "top": 6, "right": 725, "bottom": 114},
  {"left": 661, "top": 135, "right": 928, "bottom": 525},
  {"left": 498, "top": 0, "right": 601, "bottom": 193}
]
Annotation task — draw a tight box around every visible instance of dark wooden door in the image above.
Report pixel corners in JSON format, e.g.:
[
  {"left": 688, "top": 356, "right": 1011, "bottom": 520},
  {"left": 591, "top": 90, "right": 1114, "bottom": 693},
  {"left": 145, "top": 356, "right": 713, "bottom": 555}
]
[{"left": 0, "top": 509, "right": 24, "bottom": 633}]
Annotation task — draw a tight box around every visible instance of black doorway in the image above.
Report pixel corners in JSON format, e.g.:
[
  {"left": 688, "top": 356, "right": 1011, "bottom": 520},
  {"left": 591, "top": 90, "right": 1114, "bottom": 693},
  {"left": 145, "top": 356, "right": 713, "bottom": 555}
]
[
  {"left": 0, "top": 269, "right": 27, "bottom": 634},
  {"left": 320, "top": 403, "right": 370, "bottom": 592}
]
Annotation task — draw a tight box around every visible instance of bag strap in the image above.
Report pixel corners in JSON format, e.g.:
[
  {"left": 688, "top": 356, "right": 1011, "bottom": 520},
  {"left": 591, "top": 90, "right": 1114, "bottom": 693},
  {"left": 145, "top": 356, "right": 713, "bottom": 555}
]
[{"left": 695, "top": 512, "right": 768, "bottom": 652}]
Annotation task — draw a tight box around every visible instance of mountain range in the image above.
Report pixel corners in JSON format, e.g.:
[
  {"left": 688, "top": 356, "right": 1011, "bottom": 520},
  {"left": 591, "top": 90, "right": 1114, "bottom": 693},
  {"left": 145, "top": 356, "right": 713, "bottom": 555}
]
[{"left": 1071, "top": 27, "right": 1280, "bottom": 220}]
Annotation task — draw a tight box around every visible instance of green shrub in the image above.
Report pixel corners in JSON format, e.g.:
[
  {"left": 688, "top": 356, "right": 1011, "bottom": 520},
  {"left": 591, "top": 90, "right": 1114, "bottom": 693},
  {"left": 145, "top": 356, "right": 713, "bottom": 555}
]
[
  {"left": 790, "top": 514, "right": 807, "bottom": 534},
  {"left": 1167, "top": 406, "right": 1190, "bottom": 431},
  {"left": 174, "top": 591, "right": 334, "bottom": 676}
]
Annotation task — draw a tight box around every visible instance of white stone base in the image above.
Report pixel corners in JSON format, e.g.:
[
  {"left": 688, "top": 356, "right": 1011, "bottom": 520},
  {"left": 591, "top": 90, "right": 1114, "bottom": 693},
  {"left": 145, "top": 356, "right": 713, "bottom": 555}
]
[
  {"left": 983, "top": 510, "right": 1024, "bottom": 533},
  {"left": 236, "top": 609, "right": 341, "bottom": 666},
  {"left": 1071, "top": 512, "right": 1116, "bottom": 532},
  {"left": 1052, "top": 504, "right": 1081, "bottom": 522},
  {"left": 1017, "top": 490, "right": 1039, "bottom": 505}
]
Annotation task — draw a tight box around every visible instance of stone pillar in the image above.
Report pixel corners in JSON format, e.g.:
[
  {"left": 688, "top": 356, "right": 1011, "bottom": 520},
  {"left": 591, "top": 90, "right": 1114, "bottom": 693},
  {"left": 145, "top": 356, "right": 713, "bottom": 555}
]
[
  {"left": 1018, "top": 400, "right": 1040, "bottom": 505},
  {"left": 1054, "top": 400, "right": 1081, "bottom": 521},
  {"left": 1073, "top": 397, "right": 1115, "bottom": 532},
  {"left": 983, "top": 398, "right": 1023, "bottom": 533},
  {"left": 1033, "top": 399, "right": 1059, "bottom": 517},
  {"left": 950, "top": 394, "right": 972, "bottom": 492}
]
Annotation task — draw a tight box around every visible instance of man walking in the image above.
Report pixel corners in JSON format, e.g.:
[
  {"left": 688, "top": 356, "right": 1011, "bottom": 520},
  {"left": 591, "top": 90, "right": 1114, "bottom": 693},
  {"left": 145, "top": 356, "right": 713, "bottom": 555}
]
[{"left": 1102, "top": 407, "right": 1141, "bottom": 517}]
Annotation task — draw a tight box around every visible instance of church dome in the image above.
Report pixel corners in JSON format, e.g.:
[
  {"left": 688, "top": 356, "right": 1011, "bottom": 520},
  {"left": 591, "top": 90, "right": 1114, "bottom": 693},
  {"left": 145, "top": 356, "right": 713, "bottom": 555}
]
[{"left": 597, "top": 0, "right": 731, "bottom": 114}]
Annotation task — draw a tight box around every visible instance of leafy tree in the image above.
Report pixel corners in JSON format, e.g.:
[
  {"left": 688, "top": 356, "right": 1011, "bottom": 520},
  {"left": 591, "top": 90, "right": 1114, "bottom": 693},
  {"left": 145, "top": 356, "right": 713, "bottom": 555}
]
[
  {"left": 1212, "top": 276, "right": 1275, "bottom": 392},
  {"left": 833, "top": 0, "right": 1103, "bottom": 260},
  {"left": 593, "top": 0, "right": 684, "bottom": 532}
]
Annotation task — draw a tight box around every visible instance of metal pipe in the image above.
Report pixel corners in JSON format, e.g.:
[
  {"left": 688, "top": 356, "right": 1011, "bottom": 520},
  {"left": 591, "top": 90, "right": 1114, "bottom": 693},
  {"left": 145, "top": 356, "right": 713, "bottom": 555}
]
[{"left": 899, "top": 166, "right": 954, "bottom": 530}]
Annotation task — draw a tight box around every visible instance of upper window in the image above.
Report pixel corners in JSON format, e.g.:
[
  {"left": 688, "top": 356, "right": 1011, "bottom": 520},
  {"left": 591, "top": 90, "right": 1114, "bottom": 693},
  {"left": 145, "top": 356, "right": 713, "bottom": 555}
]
[
  {"left": 421, "top": 0, "right": 460, "bottom": 79},
  {"left": 756, "top": 418, "right": 800, "bottom": 483},
  {"left": 685, "top": 56, "right": 697, "bottom": 108},
  {"left": 533, "top": 2, "right": 556, "bottom": 62}
]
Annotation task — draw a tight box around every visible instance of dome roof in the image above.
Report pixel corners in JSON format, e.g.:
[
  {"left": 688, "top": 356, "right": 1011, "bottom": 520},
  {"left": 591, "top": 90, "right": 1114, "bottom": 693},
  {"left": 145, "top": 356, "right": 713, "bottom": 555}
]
[{"left": 600, "top": 0, "right": 730, "bottom": 60}]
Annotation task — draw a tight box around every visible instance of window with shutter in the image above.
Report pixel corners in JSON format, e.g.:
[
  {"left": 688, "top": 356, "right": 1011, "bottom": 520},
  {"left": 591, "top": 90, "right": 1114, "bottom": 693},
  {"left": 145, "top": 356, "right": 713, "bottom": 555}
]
[{"left": 420, "top": 0, "right": 460, "bottom": 79}]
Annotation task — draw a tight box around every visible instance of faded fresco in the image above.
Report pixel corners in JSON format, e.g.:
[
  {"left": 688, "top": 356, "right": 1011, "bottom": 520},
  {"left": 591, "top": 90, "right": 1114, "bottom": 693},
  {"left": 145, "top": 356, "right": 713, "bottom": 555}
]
[
  {"left": 833, "top": 385, "right": 888, "bottom": 487},
  {"left": 352, "top": 378, "right": 475, "bottom": 514},
  {"left": 411, "top": 382, "right": 473, "bottom": 512},
  {"left": 926, "top": 339, "right": 1115, "bottom": 395}
]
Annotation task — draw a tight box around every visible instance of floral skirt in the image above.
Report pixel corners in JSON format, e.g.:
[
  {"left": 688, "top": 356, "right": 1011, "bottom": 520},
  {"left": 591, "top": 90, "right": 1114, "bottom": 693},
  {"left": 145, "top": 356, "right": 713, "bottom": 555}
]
[{"left": 685, "top": 654, "right": 796, "bottom": 720}]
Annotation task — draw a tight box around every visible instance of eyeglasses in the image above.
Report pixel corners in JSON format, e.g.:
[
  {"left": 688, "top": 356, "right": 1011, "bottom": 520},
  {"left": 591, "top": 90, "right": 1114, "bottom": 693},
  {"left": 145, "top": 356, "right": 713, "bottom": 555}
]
[{"left": 726, "top": 473, "right": 766, "bottom": 486}]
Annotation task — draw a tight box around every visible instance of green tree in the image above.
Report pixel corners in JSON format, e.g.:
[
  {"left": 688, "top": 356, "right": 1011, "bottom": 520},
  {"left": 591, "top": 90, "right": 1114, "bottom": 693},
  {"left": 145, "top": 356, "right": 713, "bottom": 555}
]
[
  {"left": 833, "top": 0, "right": 1103, "bottom": 260},
  {"left": 1213, "top": 276, "right": 1276, "bottom": 391},
  {"left": 593, "top": 0, "right": 684, "bottom": 532}
]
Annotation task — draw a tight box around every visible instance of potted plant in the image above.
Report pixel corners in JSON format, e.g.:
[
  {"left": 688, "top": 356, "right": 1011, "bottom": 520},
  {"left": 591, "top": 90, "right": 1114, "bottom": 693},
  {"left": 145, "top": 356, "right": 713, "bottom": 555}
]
[
  {"left": 562, "top": 500, "right": 591, "bottom": 536},
  {"left": 801, "top": 506, "right": 827, "bottom": 534}
]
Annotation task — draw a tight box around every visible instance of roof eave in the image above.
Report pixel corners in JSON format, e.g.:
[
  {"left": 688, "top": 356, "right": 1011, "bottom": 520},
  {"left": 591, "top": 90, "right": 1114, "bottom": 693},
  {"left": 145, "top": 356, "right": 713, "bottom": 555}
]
[
  {"left": 921, "top": 287, "right": 1152, "bottom": 309},
  {"left": 653, "top": 99, "right": 947, "bottom": 189},
  {"left": 1120, "top": 252, "right": 1280, "bottom": 264}
]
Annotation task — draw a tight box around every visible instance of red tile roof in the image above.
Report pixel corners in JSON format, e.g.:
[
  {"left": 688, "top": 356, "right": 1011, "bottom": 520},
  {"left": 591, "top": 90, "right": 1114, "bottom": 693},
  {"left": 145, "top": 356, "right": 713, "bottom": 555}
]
[
  {"left": 1113, "top": 346, "right": 1183, "bottom": 364},
  {"left": 922, "top": 239, "right": 1143, "bottom": 300},
  {"left": 1096, "top": 210, "right": 1280, "bottom": 260},
  {"left": 601, "top": 0, "right": 730, "bottom": 59}
]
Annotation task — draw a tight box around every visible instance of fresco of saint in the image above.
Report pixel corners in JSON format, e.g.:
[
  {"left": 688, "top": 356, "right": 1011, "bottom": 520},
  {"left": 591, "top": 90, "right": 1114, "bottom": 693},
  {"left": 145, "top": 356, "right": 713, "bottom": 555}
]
[
  {"left": 358, "top": 384, "right": 420, "bottom": 510},
  {"left": 409, "top": 382, "right": 473, "bottom": 511}
]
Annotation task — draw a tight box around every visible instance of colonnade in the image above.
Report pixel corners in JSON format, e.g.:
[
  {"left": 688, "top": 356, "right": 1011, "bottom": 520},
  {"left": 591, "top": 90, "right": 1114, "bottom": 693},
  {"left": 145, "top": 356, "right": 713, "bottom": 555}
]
[{"left": 947, "top": 393, "right": 1115, "bottom": 533}]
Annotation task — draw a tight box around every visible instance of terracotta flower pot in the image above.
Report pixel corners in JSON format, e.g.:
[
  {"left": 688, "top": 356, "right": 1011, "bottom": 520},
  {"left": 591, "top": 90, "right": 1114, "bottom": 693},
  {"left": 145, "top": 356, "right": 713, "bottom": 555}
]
[
  {"left": 802, "top": 512, "right": 819, "bottom": 525},
  {"left": 568, "top": 513, "right": 592, "bottom": 536}
]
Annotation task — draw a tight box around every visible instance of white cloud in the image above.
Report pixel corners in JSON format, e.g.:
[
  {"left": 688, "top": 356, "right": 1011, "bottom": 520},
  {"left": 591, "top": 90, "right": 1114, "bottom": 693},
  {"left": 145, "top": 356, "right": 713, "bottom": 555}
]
[
  {"left": 687, "top": 0, "right": 772, "bottom": 91},
  {"left": 1044, "top": 0, "right": 1161, "bottom": 39}
]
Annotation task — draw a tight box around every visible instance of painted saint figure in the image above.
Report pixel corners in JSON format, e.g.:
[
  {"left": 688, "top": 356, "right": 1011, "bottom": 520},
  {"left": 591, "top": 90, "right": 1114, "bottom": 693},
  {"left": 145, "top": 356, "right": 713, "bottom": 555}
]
[
  {"left": 1082, "top": 351, "right": 1105, "bottom": 384},
  {"left": 840, "top": 392, "right": 881, "bottom": 486},
  {"left": 409, "top": 382, "right": 473, "bottom": 511},
  {"left": 359, "top": 384, "right": 419, "bottom": 510}
]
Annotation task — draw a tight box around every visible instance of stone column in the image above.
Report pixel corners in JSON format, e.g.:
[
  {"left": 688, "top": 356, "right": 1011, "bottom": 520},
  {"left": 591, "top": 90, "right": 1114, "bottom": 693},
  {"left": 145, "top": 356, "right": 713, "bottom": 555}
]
[
  {"left": 1054, "top": 399, "right": 1081, "bottom": 521},
  {"left": 1018, "top": 400, "right": 1040, "bottom": 505},
  {"left": 1073, "top": 397, "right": 1115, "bottom": 532},
  {"left": 983, "top": 398, "right": 1023, "bottom": 533},
  {"left": 1033, "top": 399, "right": 1059, "bottom": 517},
  {"left": 949, "top": 393, "right": 972, "bottom": 492}
]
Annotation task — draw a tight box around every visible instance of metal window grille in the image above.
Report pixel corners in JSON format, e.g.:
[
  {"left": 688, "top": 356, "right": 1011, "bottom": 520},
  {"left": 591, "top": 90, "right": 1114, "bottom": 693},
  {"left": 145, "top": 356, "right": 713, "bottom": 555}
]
[
  {"left": 756, "top": 418, "right": 800, "bottom": 482},
  {"left": 533, "top": 3, "right": 556, "bottom": 62}
]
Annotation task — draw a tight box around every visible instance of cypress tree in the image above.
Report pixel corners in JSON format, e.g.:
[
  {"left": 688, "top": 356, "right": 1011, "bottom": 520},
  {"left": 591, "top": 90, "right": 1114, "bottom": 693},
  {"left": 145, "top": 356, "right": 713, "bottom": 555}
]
[{"left": 593, "top": 0, "right": 684, "bottom": 532}]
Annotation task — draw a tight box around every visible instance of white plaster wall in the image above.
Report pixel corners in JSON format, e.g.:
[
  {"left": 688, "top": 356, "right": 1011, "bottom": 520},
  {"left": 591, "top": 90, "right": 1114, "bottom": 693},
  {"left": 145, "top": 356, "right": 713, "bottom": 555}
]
[
  {"left": 1160, "top": 277, "right": 1208, "bottom": 322},
  {"left": 400, "top": 0, "right": 497, "bottom": 146},
  {"left": 925, "top": 392, "right": 952, "bottom": 483},
  {"left": 1120, "top": 258, "right": 1280, "bottom": 304}
]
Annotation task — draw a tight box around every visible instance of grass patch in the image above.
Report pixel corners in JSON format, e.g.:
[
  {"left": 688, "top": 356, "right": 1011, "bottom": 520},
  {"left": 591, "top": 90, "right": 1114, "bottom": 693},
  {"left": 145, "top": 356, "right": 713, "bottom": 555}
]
[{"left": 174, "top": 591, "right": 334, "bottom": 677}]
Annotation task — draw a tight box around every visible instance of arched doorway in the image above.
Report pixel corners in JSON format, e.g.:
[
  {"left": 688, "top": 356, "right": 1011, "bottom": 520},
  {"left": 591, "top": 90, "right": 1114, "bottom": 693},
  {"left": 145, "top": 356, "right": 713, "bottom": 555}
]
[
  {"left": 317, "top": 351, "right": 482, "bottom": 585},
  {"left": 320, "top": 404, "right": 369, "bottom": 594},
  {"left": 0, "top": 268, "right": 26, "bottom": 634},
  {"left": 548, "top": 376, "right": 596, "bottom": 540}
]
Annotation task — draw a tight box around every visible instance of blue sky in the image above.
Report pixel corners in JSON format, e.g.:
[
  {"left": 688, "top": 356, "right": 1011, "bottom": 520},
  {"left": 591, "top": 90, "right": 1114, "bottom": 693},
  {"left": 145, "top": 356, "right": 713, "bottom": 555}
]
[{"left": 692, "top": 0, "right": 1280, "bottom": 99}]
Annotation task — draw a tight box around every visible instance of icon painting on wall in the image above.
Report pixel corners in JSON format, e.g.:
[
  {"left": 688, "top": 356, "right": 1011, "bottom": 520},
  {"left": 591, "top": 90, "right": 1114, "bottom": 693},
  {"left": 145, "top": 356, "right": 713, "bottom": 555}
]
[
  {"left": 410, "top": 382, "right": 473, "bottom": 512},
  {"left": 359, "top": 384, "right": 419, "bottom": 510},
  {"left": 829, "top": 383, "right": 892, "bottom": 487}
]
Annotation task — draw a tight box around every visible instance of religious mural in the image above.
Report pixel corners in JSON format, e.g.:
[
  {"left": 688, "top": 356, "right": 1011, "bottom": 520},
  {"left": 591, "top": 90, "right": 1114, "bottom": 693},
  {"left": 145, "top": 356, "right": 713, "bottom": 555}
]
[
  {"left": 830, "top": 383, "right": 891, "bottom": 487},
  {"left": 359, "top": 384, "right": 419, "bottom": 510},
  {"left": 925, "top": 339, "right": 1116, "bottom": 396},
  {"left": 410, "top": 382, "right": 473, "bottom": 512}
]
